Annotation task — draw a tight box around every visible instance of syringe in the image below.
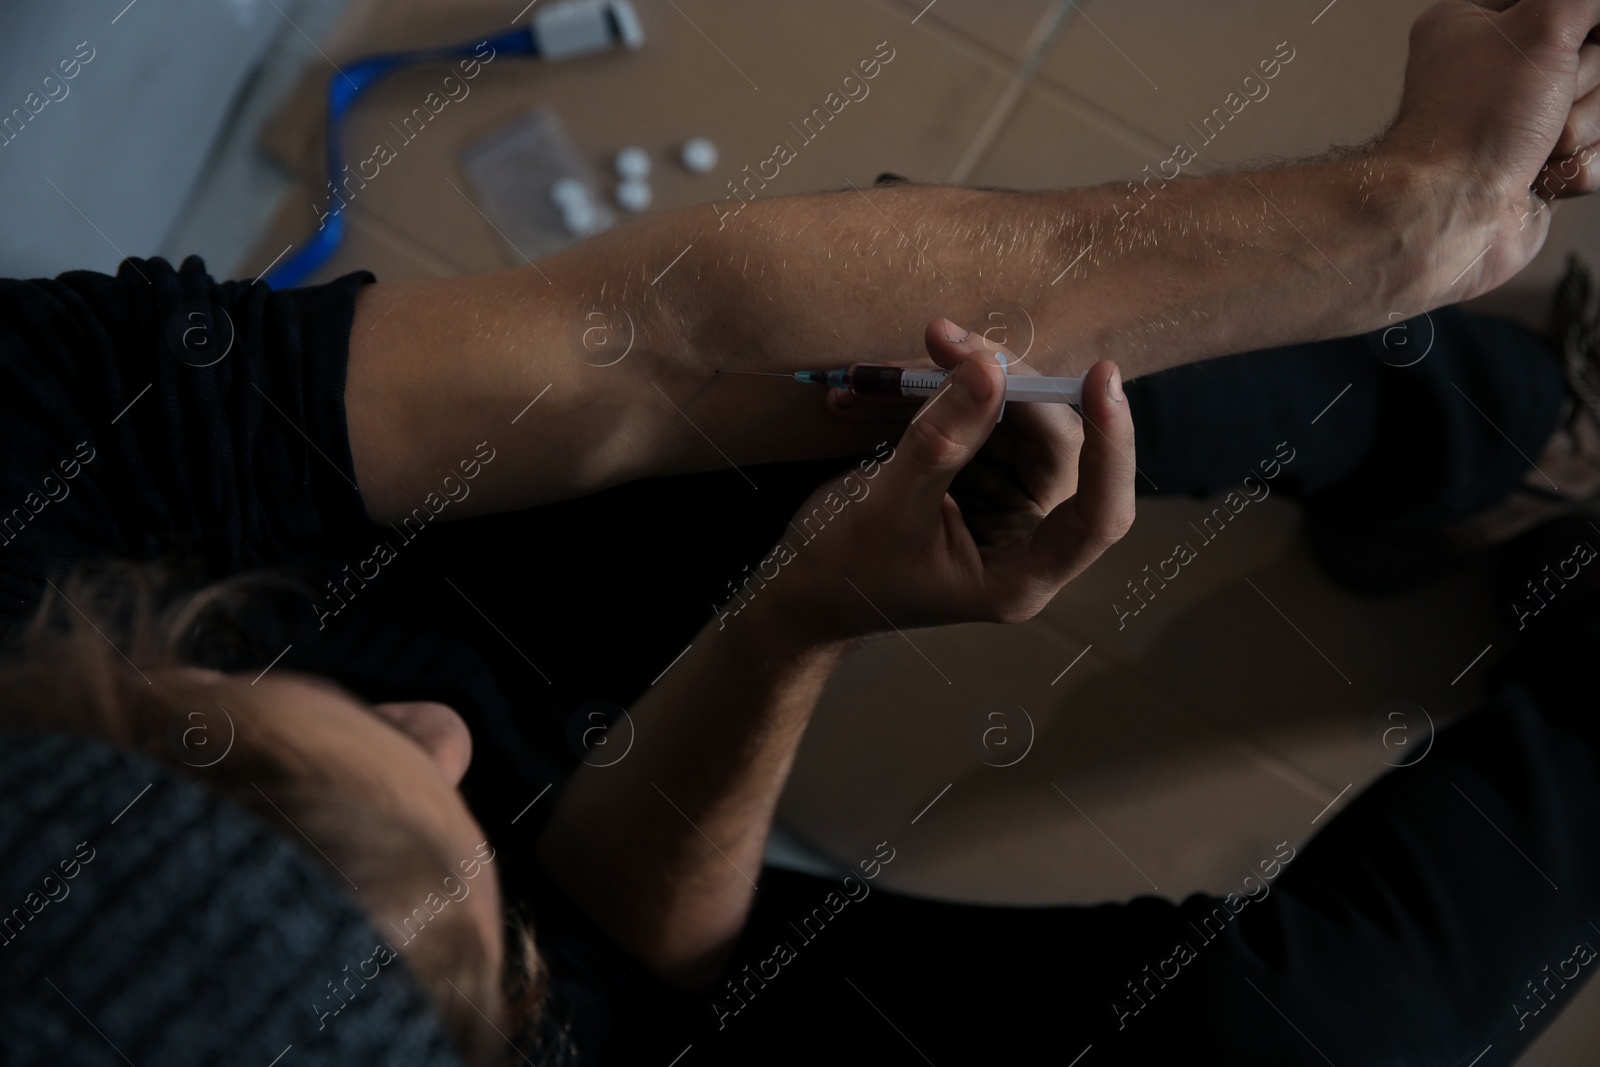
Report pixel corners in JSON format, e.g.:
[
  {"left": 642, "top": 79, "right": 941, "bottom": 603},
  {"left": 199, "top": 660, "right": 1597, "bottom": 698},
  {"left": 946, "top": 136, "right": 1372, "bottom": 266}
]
[{"left": 723, "top": 363, "right": 1084, "bottom": 405}]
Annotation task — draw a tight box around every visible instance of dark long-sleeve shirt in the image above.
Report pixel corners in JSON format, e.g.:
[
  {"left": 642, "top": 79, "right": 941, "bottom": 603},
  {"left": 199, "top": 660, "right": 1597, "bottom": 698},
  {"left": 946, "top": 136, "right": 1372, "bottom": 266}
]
[{"left": 0, "top": 256, "right": 670, "bottom": 1063}]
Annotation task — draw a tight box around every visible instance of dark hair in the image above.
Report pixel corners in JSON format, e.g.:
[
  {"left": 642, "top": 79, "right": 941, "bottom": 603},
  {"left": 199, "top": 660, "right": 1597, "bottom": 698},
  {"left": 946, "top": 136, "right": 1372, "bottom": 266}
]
[{"left": 0, "top": 564, "right": 550, "bottom": 1065}]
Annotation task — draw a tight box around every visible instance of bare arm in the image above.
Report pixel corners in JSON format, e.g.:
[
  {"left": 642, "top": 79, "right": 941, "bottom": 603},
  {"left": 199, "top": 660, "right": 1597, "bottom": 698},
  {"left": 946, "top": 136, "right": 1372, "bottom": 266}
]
[
  {"left": 346, "top": 157, "right": 1439, "bottom": 517},
  {"left": 346, "top": 1, "right": 1600, "bottom": 521},
  {"left": 345, "top": 156, "right": 1429, "bottom": 519},
  {"left": 534, "top": 588, "right": 845, "bottom": 990}
]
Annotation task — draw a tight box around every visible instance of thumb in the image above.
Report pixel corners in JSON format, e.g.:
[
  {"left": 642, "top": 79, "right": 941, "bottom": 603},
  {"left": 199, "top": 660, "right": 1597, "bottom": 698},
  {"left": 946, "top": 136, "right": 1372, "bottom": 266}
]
[{"left": 878, "top": 325, "right": 1005, "bottom": 516}]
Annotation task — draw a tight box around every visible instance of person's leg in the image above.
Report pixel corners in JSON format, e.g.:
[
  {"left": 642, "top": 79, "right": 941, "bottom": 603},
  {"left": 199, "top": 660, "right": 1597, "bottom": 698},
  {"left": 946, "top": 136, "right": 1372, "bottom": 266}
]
[
  {"left": 1137, "top": 524, "right": 1600, "bottom": 1064},
  {"left": 1126, "top": 306, "right": 1569, "bottom": 588}
]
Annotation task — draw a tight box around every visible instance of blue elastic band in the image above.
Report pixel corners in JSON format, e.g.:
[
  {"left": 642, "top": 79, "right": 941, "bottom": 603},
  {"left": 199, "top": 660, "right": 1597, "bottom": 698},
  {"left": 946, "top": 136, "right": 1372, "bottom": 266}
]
[{"left": 265, "top": 26, "right": 539, "bottom": 288}]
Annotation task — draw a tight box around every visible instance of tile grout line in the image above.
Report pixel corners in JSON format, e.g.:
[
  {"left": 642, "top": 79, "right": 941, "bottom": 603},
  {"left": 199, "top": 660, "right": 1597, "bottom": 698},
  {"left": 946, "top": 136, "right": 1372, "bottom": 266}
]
[
  {"left": 1026, "top": 75, "right": 1196, "bottom": 165},
  {"left": 1229, "top": 731, "right": 1348, "bottom": 807},
  {"left": 949, "top": 0, "right": 1077, "bottom": 184},
  {"left": 865, "top": 0, "right": 1050, "bottom": 72},
  {"left": 1159, "top": 682, "right": 1346, "bottom": 806},
  {"left": 951, "top": 8, "right": 1220, "bottom": 184}
]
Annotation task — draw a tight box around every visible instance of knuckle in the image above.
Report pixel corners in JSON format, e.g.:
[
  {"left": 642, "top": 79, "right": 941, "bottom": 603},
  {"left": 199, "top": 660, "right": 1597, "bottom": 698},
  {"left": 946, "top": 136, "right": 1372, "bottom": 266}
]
[
  {"left": 1411, "top": 3, "right": 1451, "bottom": 41},
  {"left": 991, "top": 590, "right": 1044, "bottom": 626},
  {"left": 1529, "top": 13, "right": 1579, "bottom": 52},
  {"left": 1099, "top": 501, "right": 1137, "bottom": 545},
  {"left": 1557, "top": 19, "right": 1594, "bottom": 52},
  {"left": 1558, "top": 121, "right": 1579, "bottom": 156},
  {"left": 906, "top": 415, "right": 971, "bottom": 470},
  {"left": 1063, "top": 410, "right": 1087, "bottom": 449}
]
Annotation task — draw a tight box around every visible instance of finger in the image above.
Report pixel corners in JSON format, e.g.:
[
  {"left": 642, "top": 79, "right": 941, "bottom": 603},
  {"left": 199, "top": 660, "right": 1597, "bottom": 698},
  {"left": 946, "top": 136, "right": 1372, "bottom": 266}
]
[
  {"left": 1581, "top": 39, "right": 1600, "bottom": 94},
  {"left": 925, "top": 317, "right": 1083, "bottom": 495},
  {"left": 1553, "top": 43, "right": 1600, "bottom": 155},
  {"left": 877, "top": 334, "right": 1005, "bottom": 518},
  {"left": 973, "top": 399, "right": 1084, "bottom": 513},
  {"left": 1028, "top": 360, "right": 1137, "bottom": 579},
  {"left": 1538, "top": 144, "right": 1600, "bottom": 197},
  {"left": 950, "top": 455, "right": 1031, "bottom": 507},
  {"left": 924, "top": 317, "right": 1011, "bottom": 370},
  {"left": 1511, "top": 0, "right": 1600, "bottom": 47}
]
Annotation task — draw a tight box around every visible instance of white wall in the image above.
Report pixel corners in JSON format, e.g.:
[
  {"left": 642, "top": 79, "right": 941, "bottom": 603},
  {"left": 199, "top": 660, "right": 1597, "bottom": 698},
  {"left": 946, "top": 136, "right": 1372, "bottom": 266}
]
[{"left": 0, "top": 0, "right": 278, "bottom": 277}]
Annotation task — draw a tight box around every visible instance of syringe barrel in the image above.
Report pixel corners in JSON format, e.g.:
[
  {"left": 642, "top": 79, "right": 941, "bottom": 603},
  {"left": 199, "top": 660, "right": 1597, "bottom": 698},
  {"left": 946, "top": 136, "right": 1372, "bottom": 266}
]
[
  {"left": 843, "top": 364, "right": 952, "bottom": 396},
  {"left": 1002, "top": 375, "right": 1083, "bottom": 404},
  {"left": 844, "top": 364, "right": 913, "bottom": 395},
  {"left": 840, "top": 363, "right": 1084, "bottom": 404}
]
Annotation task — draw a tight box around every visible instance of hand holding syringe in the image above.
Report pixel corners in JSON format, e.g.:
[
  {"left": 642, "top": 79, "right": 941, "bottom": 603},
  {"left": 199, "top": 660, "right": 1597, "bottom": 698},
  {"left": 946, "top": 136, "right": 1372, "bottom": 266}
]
[
  {"left": 728, "top": 318, "right": 1133, "bottom": 641},
  {"left": 722, "top": 363, "right": 1085, "bottom": 405}
]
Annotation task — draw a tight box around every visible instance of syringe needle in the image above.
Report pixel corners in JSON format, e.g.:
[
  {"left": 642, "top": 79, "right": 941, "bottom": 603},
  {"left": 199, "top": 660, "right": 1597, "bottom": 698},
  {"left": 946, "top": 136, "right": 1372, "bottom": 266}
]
[{"left": 715, "top": 369, "right": 798, "bottom": 378}]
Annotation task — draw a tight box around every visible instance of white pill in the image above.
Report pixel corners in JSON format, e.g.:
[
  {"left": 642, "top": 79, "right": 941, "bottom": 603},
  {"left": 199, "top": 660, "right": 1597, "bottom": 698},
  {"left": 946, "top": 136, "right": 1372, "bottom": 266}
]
[
  {"left": 615, "top": 178, "right": 652, "bottom": 213},
  {"left": 615, "top": 146, "right": 651, "bottom": 180},
  {"left": 550, "top": 177, "right": 589, "bottom": 208},
  {"left": 561, "top": 200, "right": 601, "bottom": 236},
  {"left": 681, "top": 136, "right": 717, "bottom": 174}
]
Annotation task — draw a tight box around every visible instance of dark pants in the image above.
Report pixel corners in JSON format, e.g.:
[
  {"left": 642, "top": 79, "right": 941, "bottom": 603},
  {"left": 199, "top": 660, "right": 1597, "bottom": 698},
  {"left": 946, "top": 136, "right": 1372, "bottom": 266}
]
[{"left": 418, "top": 309, "right": 1593, "bottom": 1065}]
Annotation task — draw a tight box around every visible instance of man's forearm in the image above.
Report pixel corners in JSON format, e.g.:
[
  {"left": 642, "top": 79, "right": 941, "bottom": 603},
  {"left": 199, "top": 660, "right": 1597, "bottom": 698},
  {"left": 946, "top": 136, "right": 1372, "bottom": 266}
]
[
  {"left": 346, "top": 150, "right": 1498, "bottom": 518},
  {"left": 637, "top": 150, "right": 1495, "bottom": 473},
  {"left": 672, "top": 154, "right": 1474, "bottom": 378},
  {"left": 536, "top": 593, "right": 846, "bottom": 989}
]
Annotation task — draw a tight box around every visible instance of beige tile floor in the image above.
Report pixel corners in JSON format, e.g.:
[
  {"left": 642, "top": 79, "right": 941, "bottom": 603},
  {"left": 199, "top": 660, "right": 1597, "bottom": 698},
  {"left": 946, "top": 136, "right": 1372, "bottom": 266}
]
[{"left": 241, "top": 1, "right": 1600, "bottom": 1059}]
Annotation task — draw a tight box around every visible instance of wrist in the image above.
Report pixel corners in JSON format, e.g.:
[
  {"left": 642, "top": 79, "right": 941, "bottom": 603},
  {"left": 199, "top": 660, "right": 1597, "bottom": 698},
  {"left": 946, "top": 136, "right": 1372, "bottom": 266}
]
[
  {"left": 1364, "top": 144, "right": 1518, "bottom": 313},
  {"left": 728, "top": 576, "right": 858, "bottom": 662}
]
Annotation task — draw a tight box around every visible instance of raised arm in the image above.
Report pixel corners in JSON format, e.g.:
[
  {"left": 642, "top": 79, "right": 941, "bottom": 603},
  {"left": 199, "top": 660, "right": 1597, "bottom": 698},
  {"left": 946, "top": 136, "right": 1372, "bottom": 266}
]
[{"left": 345, "top": 0, "right": 1600, "bottom": 520}]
